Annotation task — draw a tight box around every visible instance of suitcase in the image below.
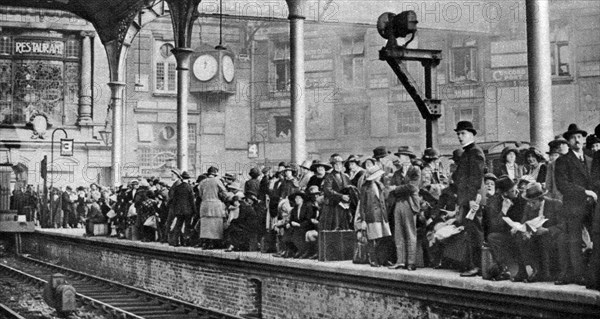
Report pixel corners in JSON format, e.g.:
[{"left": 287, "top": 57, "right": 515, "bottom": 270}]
[
  {"left": 93, "top": 223, "right": 109, "bottom": 236},
  {"left": 318, "top": 230, "right": 355, "bottom": 261}
]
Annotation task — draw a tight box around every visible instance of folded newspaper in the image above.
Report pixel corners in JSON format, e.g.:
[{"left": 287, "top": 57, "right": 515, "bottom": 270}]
[{"left": 501, "top": 216, "right": 548, "bottom": 233}]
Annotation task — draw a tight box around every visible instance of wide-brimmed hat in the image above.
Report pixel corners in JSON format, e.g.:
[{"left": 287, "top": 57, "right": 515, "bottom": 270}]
[
  {"left": 524, "top": 147, "right": 546, "bottom": 162},
  {"left": 228, "top": 182, "right": 243, "bottom": 192},
  {"left": 307, "top": 185, "right": 322, "bottom": 195},
  {"left": 454, "top": 121, "right": 477, "bottom": 135},
  {"left": 345, "top": 155, "right": 362, "bottom": 165},
  {"left": 310, "top": 160, "right": 332, "bottom": 172},
  {"left": 365, "top": 165, "right": 384, "bottom": 181},
  {"left": 500, "top": 146, "right": 519, "bottom": 162},
  {"left": 299, "top": 159, "right": 313, "bottom": 170},
  {"left": 361, "top": 157, "right": 377, "bottom": 169},
  {"left": 562, "top": 123, "right": 587, "bottom": 140},
  {"left": 171, "top": 168, "right": 182, "bottom": 179},
  {"left": 422, "top": 147, "right": 440, "bottom": 160},
  {"left": 289, "top": 191, "right": 307, "bottom": 202},
  {"left": 495, "top": 175, "right": 516, "bottom": 192},
  {"left": 394, "top": 146, "right": 416, "bottom": 159},
  {"left": 586, "top": 134, "right": 600, "bottom": 150},
  {"left": 522, "top": 182, "right": 547, "bottom": 200},
  {"left": 372, "top": 146, "right": 388, "bottom": 159},
  {"left": 484, "top": 173, "right": 498, "bottom": 182},
  {"left": 181, "top": 171, "right": 191, "bottom": 179},
  {"left": 329, "top": 154, "right": 344, "bottom": 164}
]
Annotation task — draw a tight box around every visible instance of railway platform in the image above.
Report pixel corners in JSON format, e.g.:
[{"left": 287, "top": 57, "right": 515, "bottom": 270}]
[{"left": 15, "top": 228, "right": 600, "bottom": 319}]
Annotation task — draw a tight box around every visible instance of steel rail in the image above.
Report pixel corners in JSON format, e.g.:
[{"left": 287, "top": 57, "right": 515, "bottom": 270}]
[
  {"left": 12, "top": 255, "right": 243, "bottom": 319},
  {"left": 0, "top": 302, "right": 27, "bottom": 319}
]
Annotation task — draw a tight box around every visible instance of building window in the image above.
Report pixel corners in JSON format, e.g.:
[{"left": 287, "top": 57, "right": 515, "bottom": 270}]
[
  {"left": 550, "top": 22, "right": 570, "bottom": 77},
  {"left": 454, "top": 106, "right": 480, "bottom": 131},
  {"left": 272, "top": 42, "right": 290, "bottom": 92},
  {"left": 450, "top": 39, "right": 478, "bottom": 82},
  {"left": 341, "top": 37, "right": 364, "bottom": 87},
  {"left": 395, "top": 108, "right": 421, "bottom": 134},
  {"left": 274, "top": 115, "right": 291, "bottom": 139},
  {"left": 155, "top": 42, "right": 176, "bottom": 93},
  {"left": 0, "top": 36, "right": 12, "bottom": 56},
  {"left": 65, "top": 37, "right": 80, "bottom": 59}
]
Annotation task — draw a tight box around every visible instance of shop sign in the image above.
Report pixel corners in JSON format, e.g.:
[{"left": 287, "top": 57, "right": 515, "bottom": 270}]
[
  {"left": 14, "top": 39, "right": 64, "bottom": 56},
  {"left": 492, "top": 68, "right": 528, "bottom": 81}
]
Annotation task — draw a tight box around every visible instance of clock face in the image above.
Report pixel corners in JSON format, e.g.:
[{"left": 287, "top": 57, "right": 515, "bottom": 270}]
[
  {"left": 193, "top": 54, "right": 218, "bottom": 81},
  {"left": 222, "top": 55, "right": 235, "bottom": 82}
]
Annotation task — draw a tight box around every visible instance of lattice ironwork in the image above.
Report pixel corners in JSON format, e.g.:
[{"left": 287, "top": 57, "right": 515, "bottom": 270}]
[{"left": 13, "top": 60, "right": 64, "bottom": 124}]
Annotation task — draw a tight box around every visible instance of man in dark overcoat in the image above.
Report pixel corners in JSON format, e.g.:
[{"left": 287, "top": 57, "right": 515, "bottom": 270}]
[
  {"left": 168, "top": 171, "right": 197, "bottom": 247},
  {"left": 555, "top": 124, "right": 596, "bottom": 285},
  {"left": 588, "top": 123, "right": 600, "bottom": 290},
  {"left": 453, "top": 121, "right": 485, "bottom": 277}
]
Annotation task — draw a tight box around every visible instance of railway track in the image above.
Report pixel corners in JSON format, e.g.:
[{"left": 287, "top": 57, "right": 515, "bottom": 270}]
[
  {"left": 0, "top": 256, "right": 243, "bottom": 319},
  {"left": 0, "top": 302, "right": 27, "bottom": 319}
]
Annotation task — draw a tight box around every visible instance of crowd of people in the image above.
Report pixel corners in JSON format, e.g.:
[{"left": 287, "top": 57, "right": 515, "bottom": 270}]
[{"left": 9, "top": 121, "right": 600, "bottom": 290}]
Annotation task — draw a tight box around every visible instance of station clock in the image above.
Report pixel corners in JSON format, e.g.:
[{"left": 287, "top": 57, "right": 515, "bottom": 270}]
[{"left": 189, "top": 45, "right": 236, "bottom": 94}]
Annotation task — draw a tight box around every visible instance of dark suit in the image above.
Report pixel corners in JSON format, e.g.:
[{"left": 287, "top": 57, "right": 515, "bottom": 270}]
[
  {"left": 517, "top": 197, "right": 563, "bottom": 280},
  {"left": 482, "top": 194, "right": 526, "bottom": 274},
  {"left": 168, "top": 181, "right": 197, "bottom": 246},
  {"left": 555, "top": 150, "right": 593, "bottom": 280},
  {"left": 453, "top": 142, "right": 485, "bottom": 271},
  {"left": 588, "top": 151, "right": 600, "bottom": 288}
]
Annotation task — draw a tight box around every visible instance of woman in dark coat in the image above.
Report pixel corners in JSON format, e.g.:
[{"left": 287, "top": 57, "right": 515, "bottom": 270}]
[
  {"left": 283, "top": 191, "right": 315, "bottom": 258},
  {"left": 225, "top": 192, "right": 259, "bottom": 252}
]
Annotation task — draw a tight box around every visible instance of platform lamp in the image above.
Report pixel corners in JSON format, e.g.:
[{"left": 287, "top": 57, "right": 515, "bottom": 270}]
[{"left": 99, "top": 104, "right": 112, "bottom": 146}]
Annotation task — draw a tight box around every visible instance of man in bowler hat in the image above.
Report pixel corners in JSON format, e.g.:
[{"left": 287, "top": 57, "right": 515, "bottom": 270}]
[
  {"left": 453, "top": 121, "right": 485, "bottom": 277},
  {"left": 554, "top": 124, "right": 596, "bottom": 285}
]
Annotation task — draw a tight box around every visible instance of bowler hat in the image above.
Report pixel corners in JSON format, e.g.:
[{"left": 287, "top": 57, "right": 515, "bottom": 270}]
[
  {"left": 207, "top": 166, "right": 219, "bottom": 175},
  {"left": 181, "top": 171, "right": 191, "bottom": 179},
  {"left": 562, "top": 123, "right": 587, "bottom": 140},
  {"left": 454, "top": 121, "right": 477, "bottom": 135},
  {"left": 522, "top": 182, "right": 547, "bottom": 200},
  {"left": 372, "top": 146, "right": 388, "bottom": 159},
  {"left": 422, "top": 147, "right": 440, "bottom": 160},
  {"left": 310, "top": 160, "right": 332, "bottom": 172},
  {"left": 495, "top": 175, "right": 515, "bottom": 192},
  {"left": 394, "top": 146, "right": 416, "bottom": 159}
]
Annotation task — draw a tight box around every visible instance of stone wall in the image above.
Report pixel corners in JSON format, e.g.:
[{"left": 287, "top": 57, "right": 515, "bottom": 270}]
[{"left": 20, "top": 232, "right": 600, "bottom": 319}]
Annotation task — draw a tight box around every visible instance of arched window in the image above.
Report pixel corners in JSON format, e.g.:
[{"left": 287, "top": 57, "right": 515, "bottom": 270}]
[{"left": 154, "top": 42, "right": 176, "bottom": 93}]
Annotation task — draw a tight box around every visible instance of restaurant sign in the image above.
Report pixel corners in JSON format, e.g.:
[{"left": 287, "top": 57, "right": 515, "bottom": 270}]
[{"left": 14, "top": 39, "right": 64, "bottom": 56}]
